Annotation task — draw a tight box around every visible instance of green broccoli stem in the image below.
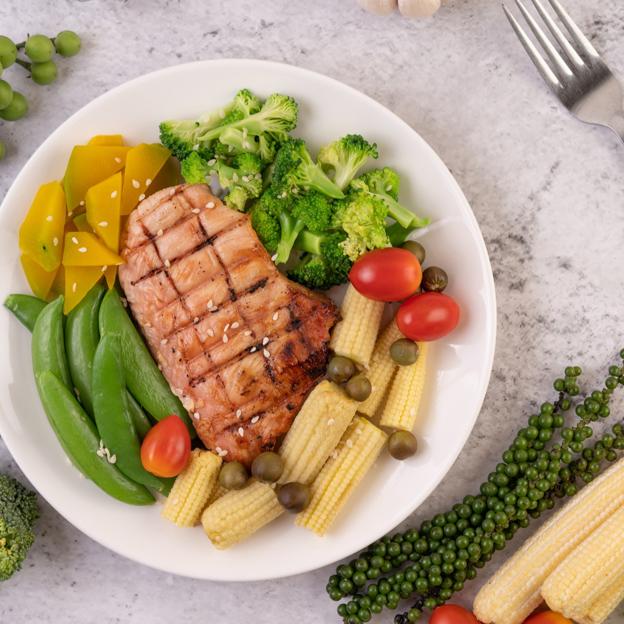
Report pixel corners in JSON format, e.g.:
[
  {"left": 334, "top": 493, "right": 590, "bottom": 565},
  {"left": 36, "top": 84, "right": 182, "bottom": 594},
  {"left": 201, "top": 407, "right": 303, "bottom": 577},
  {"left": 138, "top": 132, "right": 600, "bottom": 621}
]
[
  {"left": 276, "top": 212, "right": 305, "bottom": 264},
  {"left": 295, "top": 230, "right": 323, "bottom": 256},
  {"left": 386, "top": 222, "right": 417, "bottom": 246},
  {"left": 380, "top": 194, "right": 421, "bottom": 229},
  {"left": 307, "top": 168, "right": 345, "bottom": 200}
]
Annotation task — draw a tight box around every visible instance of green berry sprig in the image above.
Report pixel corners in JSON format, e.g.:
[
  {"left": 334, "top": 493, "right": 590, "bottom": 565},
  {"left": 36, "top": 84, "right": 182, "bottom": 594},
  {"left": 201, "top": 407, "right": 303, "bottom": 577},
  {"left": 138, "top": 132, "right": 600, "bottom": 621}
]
[
  {"left": 0, "top": 31, "right": 81, "bottom": 160},
  {"left": 326, "top": 350, "right": 624, "bottom": 624}
]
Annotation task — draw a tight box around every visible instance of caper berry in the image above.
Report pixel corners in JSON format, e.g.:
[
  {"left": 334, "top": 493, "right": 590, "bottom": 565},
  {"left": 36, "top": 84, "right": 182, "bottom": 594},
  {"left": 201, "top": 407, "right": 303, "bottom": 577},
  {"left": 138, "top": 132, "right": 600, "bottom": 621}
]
[
  {"left": 218, "top": 461, "right": 248, "bottom": 490},
  {"left": 390, "top": 339, "right": 419, "bottom": 366},
  {"left": 25, "top": 34, "right": 55, "bottom": 63},
  {"left": 388, "top": 430, "right": 418, "bottom": 459},
  {"left": 0, "top": 92, "right": 28, "bottom": 121},
  {"left": 0, "top": 36, "right": 17, "bottom": 68},
  {"left": 422, "top": 266, "right": 448, "bottom": 293},
  {"left": 251, "top": 451, "right": 284, "bottom": 483},
  {"left": 327, "top": 355, "right": 356, "bottom": 383},
  {"left": 31, "top": 60, "right": 58, "bottom": 86},
  {"left": 402, "top": 240, "right": 426, "bottom": 265},
  {"left": 0, "top": 79, "right": 13, "bottom": 110},
  {"left": 345, "top": 374, "right": 372, "bottom": 402},
  {"left": 54, "top": 30, "right": 81, "bottom": 57},
  {"left": 277, "top": 481, "right": 311, "bottom": 513}
]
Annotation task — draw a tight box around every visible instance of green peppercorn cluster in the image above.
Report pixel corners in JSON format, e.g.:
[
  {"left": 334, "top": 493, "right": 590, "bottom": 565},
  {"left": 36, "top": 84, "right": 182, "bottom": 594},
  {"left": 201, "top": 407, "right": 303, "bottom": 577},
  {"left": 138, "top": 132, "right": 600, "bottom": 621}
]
[
  {"left": 0, "top": 31, "right": 81, "bottom": 159},
  {"left": 326, "top": 351, "right": 624, "bottom": 624}
]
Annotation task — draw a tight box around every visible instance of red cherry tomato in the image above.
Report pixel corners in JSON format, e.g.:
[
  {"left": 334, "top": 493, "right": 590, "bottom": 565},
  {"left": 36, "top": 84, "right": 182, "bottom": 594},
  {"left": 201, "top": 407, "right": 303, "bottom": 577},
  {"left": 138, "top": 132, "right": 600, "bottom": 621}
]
[
  {"left": 140, "top": 415, "right": 191, "bottom": 477},
  {"left": 349, "top": 248, "right": 422, "bottom": 302},
  {"left": 430, "top": 605, "right": 479, "bottom": 624},
  {"left": 397, "top": 291, "right": 460, "bottom": 341},
  {"left": 524, "top": 611, "right": 573, "bottom": 624}
]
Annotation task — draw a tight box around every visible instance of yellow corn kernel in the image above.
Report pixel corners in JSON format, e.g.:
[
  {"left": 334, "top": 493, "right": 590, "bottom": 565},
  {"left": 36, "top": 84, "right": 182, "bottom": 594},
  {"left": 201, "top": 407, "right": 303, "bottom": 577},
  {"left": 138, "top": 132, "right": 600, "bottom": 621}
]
[
  {"left": 201, "top": 480, "right": 282, "bottom": 549},
  {"left": 542, "top": 504, "right": 624, "bottom": 621},
  {"left": 358, "top": 320, "right": 402, "bottom": 418},
  {"left": 330, "top": 285, "right": 384, "bottom": 368},
  {"left": 473, "top": 457, "right": 624, "bottom": 624},
  {"left": 379, "top": 342, "right": 428, "bottom": 430},
  {"left": 162, "top": 449, "right": 221, "bottom": 527},
  {"left": 279, "top": 380, "right": 358, "bottom": 484},
  {"left": 296, "top": 416, "right": 387, "bottom": 536},
  {"left": 576, "top": 568, "right": 624, "bottom": 624}
]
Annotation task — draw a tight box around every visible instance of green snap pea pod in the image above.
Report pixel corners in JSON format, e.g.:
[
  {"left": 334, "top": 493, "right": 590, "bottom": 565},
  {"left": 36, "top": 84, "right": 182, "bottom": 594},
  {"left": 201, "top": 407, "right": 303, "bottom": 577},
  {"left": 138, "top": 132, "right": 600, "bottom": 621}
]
[
  {"left": 4, "top": 293, "right": 47, "bottom": 331},
  {"left": 98, "top": 289, "right": 194, "bottom": 436},
  {"left": 65, "top": 282, "right": 106, "bottom": 416},
  {"left": 32, "top": 295, "right": 71, "bottom": 388},
  {"left": 35, "top": 370, "right": 154, "bottom": 505},
  {"left": 92, "top": 335, "right": 169, "bottom": 494},
  {"left": 127, "top": 391, "right": 153, "bottom": 439}
]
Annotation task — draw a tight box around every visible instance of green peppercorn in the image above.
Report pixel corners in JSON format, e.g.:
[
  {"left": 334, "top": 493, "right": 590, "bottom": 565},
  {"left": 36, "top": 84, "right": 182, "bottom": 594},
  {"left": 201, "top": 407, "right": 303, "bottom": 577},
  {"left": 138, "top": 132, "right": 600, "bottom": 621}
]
[
  {"left": 390, "top": 339, "right": 420, "bottom": 366},
  {"left": 218, "top": 461, "right": 248, "bottom": 490},
  {"left": 327, "top": 355, "right": 356, "bottom": 383},
  {"left": 402, "top": 240, "right": 426, "bottom": 264},
  {"left": 345, "top": 374, "right": 372, "bottom": 401}
]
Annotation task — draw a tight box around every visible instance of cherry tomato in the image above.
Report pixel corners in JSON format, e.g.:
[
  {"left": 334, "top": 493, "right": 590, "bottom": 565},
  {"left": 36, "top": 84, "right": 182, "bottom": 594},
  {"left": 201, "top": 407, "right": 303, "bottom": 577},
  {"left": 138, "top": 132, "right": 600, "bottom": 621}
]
[
  {"left": 397, "top": 291, "right": 460, "bottom": 341},
  {"left": 524, "top": 611, "right": 573, "bottom": 624},
  {"left": 430, "top": 605, "right": 479, "bottom": 624},
  {"left": 140, "top": 415, "right": 191, "bottom": 477},
  {"left": 349, "top": 248, "right": 422, "bottom": 302}
]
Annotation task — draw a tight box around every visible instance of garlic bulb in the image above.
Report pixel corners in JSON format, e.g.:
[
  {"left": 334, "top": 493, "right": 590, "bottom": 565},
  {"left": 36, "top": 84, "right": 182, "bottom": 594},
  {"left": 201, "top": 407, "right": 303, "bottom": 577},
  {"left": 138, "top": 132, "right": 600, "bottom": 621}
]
[
  {"left": 398, "top": 0, "right": 441, "bottom": 17},
  {"left": 357, "top": 0, "right": 398, "bottom": 16}
]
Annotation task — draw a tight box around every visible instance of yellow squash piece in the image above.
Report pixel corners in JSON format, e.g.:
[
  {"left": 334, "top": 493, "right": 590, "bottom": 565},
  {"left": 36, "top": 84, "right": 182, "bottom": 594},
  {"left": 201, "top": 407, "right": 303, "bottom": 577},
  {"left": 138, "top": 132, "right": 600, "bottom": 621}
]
[
  {"left": 20, "top": 254, "right": 58, "bottom": 300},
  {"left": 18, "top": 181, "right": 66, "bottom": 272},
  {"left": 64, "top": 266, "right": 105, "bottom": 314},
  {"left": 297, "top": 417, "right": 387, "bottom": 536},
  {"left": 121, "top": 143, "right": 170, "bottom": 215},
  {"left": 62, "top": 232, "right": 124, "bottom": 267},
  {"left": 87, "top": 134, "right": 125, "bottom": 146},
  {"left": 147, "top": 156, "right": 181, "bottom": 195},
  {"left": 162, "top": 449, "right": 222, "bottom": 527},
  {"left": 72, "top": 213, "right": 92, "bottom": 232},
  {"left": 85, "top": 172, "right": 122, "bottom": 251},
  {"left": 63, "top": 145, "right": 130, "bottom": 212}
]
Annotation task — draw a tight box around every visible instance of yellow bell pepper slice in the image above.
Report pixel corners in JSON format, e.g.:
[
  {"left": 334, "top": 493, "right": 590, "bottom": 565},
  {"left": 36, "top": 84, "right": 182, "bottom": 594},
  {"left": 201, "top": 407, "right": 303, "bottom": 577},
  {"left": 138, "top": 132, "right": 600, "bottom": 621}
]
[
  {"left": 85, "top": 172, "right": 122, "bottom": 252},
  {"left": 20, "top": 254, "right": 58, "bottom": 300},
  {"left": 18, "top": 181, "right": 66, "bottom": 272},
  {"left": 64, "top": 266, "right": 105, "bottom": 314},
  {"left": 63, "top": 145, "right": 130, "bottom": 212},
  {"left": 87, "top": 134, "right": 125, "bottom": 146},
  {"left": 121, "top": 143, "right": 170, "bottom": 215},
  {"left": 72, "top": 213, "right": 92, "bottom": 232},
  {"left": 62, "top": 232, "right": 124, "bottom": 267},
  {"left": 147, "top": 156, "right": 181, "bottom": 196}
]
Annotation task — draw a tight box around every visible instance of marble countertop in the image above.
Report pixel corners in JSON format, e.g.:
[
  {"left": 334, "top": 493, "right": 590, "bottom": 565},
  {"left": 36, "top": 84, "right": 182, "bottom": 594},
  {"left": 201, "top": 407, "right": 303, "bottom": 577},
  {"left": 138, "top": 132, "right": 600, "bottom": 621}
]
[{"left": 2, "top": 0, "right": 624, "bottom": 622}]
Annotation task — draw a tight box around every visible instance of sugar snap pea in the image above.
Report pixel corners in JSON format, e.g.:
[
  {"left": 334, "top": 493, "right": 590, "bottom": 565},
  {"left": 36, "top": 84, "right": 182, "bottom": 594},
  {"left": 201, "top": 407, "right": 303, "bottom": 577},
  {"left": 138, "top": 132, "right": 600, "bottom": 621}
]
[
  {"left": 127, "top": 392, "right": 153, "bottom": 440},
  {"left": 98, "top": 289, "right": 194, "bottom": 436},
  {"left": 92, "top": 335, "right": 169, "bottom": 493},
  {"left": 65, "top": 282, "right": 105, "bottom": 415},
  {"left": 4, "top": 293, "right": 46, "bottom": 331},
  {"left": 36, "top": 370, "right": 154, "bottom": 505}
]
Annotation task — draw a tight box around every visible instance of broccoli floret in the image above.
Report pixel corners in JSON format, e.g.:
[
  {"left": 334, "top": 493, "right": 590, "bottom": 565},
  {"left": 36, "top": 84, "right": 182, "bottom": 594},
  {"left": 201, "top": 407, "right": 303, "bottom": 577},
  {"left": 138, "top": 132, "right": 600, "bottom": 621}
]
[
  {"left": 351, "top": 168, "right": 430, "bottom": 229},
  {"left": 180, "top": 151, "right": 211, "bottom": 184},
  {"left": 290, "top": 190, "right": 335, "bottom": 233},
  {"left": 275, "top": 211, "right": 305, "bottom": 264},
  {"left": 0, "top": 474, "right": 38, "bottom": 582},
  {"left": 213, "top": 153, "right": 263, "bottom": 211},
  {"left": 317, "top": 134, "right": 378, "bottom": 190},
  {"left": 251, "top": 203, "right": 280, "bottom": 253},
  {"left": 272, "top": 138, "right": 344, "bottom": 199}
]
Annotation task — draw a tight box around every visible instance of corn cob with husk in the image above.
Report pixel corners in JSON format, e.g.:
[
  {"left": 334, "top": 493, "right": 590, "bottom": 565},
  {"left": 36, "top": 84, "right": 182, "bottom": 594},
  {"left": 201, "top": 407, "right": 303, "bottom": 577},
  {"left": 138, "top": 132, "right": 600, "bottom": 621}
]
[
  {"left": 162, "top": 449, "right": 221, "bottom": 527},
  {"left": 379, "top": 342, "right": 428, "bottom": 430},
  {"left": 358, "top": 320, "right": 402, "bottom": 418},
  {"left": 297, "top": 416, "right": 387, "bottom": 536},
  {"left": 473, "top": 457, "right": 624, "bottom": 624},
  {"left": 330, "top": 284, "right": 384, "bottom": 368}
]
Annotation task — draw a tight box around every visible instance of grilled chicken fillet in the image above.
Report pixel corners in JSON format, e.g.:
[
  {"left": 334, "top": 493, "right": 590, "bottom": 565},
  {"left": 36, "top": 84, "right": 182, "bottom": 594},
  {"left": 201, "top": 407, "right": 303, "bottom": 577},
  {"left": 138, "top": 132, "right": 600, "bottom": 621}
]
[{"left": 118, "top": 184, "right": 339, "bottom": 466}]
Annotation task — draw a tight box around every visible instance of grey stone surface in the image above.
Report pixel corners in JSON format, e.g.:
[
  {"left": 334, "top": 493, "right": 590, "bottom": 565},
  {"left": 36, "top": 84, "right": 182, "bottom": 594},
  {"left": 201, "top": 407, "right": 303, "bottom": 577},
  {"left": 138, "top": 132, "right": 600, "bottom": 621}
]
[{"left": 1, "top": 0, "right": 624, "bottom": 622}]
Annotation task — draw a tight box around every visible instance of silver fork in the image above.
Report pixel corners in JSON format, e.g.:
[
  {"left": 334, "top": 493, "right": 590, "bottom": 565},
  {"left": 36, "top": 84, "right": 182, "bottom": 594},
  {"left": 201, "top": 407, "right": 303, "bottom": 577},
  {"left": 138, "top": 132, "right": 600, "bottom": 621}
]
[{"left": 503, "top": 0, "right": 624, "bottom": 142}]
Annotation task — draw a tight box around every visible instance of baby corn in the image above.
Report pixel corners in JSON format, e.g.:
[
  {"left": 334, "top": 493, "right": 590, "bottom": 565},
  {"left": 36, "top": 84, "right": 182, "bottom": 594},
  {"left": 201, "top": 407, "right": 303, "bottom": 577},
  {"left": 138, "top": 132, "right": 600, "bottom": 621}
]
[
  {"left": 201, "top": 480, "right": 282, "bottom": 549},
  {"left": 577, "top": 568, "right": 624, "bottom": 624},
  {"left": 330, "top": 284, "right": 384, "bottom": 368},
  {"left": 162, "top": 449, "right": 221, "bottom": 527},
  {"left": 542, "top": 504, "right": 624, "bottom": 621},
  {"left": 280, "top": 380, "right": 358, "bottom": 484},
  {"left": 473, "top": 457, "right": 624, "bottom": 624},
  {"left": 296, "top": 416, "right": 387, "bottom": 536},
  {"left": 380, "top": 342, "right": 427, "bottom": 430},
  {"left": 358, "top": 320, "right": 402, "bottom": 418}
]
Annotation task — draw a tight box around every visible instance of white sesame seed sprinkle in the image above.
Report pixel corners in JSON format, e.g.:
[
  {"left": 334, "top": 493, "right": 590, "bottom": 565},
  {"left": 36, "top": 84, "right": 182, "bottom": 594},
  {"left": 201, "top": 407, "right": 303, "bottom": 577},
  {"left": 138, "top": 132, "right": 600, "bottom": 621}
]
[
  {"left": 193, "top": 316, "right": 199, "bottom": 324},
  {"left": 111, "top": 190, "right": 118, "bottom": 199},
  {"left": 242, "top": 141, "right": 251, "bottom": 150},
  {"left": 255, "top": 173, "right": 262, "bottom": 180},
  {"left": 114, "top": 157, "right": 122, "bottom": 164},
  {"left": 68, "top": 211, "right": 73, "bottom": 217},
  {"left": 272, "top": 311, "right": 279, "bottom": 321},
  {"left": 231, "top": 321, "right": 240, "bottom": 329},
  {"left": 271, "top": 253, "right": 278, "bottom": 262},
  {"left": 262, "top": 336, "right": 269, "bottom": 346},
  {"left": 250, "top": 346, "right": 257, "bottom": 353},
  {"left": 79, "top": 200, "right": 85, "bottom": 207},
  {"left": 157, "top": 228, "right": 163, "bottom": 236},
  {"left": 223, "top": 323, "right": 230, "bottom": 332},
  {"left": 205, "top": 201, "right": 215, "bottom": 209},
  {"left": 207, "top": 328, "right": 215, "bottom": 337},
  {"left": 108, "top": 454, "right": 117, "bottom": 464},
  {"left": 207, "top": 300, "right": 214, "bottom": 309},
  {"left": 138, "top": 193, "right": 146, "bottom": 201},
  {"left": 241, "top": 175, "right": 249, "bottom": 183},
  {"left": 386, "top": 185, "right": 393, "bottom": 192},
  {"left": 145, "top": 178, "right": 152, "bottom": 186},
  {"left": 193, "top": 412, "right": 200, "bottom": 420},
  {"left": 71, "top": 236, "right": 79, "bottom": 244},
  {"left": 132, "top": 179, "right": 140, "bottom": 189},
  {"left": 238, "top": 427, "right": 245, "bottom": 437},
  {"left": 46, "top": 215, "right": 53, "bottom": 222},
  {"left": 164, "top": 259, "right": 171, "bottom": 268},
  {"left": 263, "top": 348, "right": 270, "bottom": 358},
  {"left": 191, "top": 208, "right": 200, "bottom": 214},
  {"left": 101, "top": 265, "right": 108, "bottom": 273},
  {"left": 98, "top": 221, "right": 109, "bottom": 228},
  {"left": 192, "top": 143, "right": 199, "bottom": 151},
  {"left": 160, "top": 338, "right": 168, "bottom": 345},
  {"left": 346, "top": 440, "right": 354, "bottom": 448},
  {"left": 222, "top": 334, "right": 229, "bottom": 343},
  {"left": 72, "top": 282, "right": 77, "bottom": 293},
  {"left": 236, "top": 409, "right": 242, "bottom": 419},
  {"left": 244, "top": 330, "right": 252, "bottom": 336},
  {"left": 327, "top": 418, "right": 335, "bottom": 426},
  {"left": 78, "top": 246, "right": 88, "bottom": 253},
  {"left": 331, "top": 450, "right": 339, "bottom": 460},
  {"left": 53, "top": 237, "right": 59, "bottom": 247},
  {"left": 208, "top": 159, "right": 216, "bottom": 166},
  {"left": 251, "top": 416, "right": 260, "bottom": 424}
]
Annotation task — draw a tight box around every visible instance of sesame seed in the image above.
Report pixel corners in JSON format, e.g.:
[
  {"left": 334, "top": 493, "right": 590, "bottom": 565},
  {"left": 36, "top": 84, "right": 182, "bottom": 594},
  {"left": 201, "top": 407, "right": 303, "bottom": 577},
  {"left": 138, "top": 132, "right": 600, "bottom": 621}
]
[
  {"left": 101, "top": 265, "right": 108, "bottom": 273},
  {"left": 157, "top": 228, "right": 163, "bottom": 236},
  {"left": 223, "top": 323, "right": 230, "bottom": 332},
  {"left": 207, "top": 328, "right": 215, "bottom": 337},
  {"left": 244, "top": 330, "right": 252, "bottom": 336},
  {"left": 331, "top": 450, "right": 339, "bottom": 460},
  {"left": 98, "top": 221, "right": 109, "bottom": 227},
  {"left": 208, "top": 159, "right": 216, "bottom": 166},
  {"left": 262, "top": 337, "right": 269, "bottom": 346},
  {"left": 222, "top": 334, "right": 229, "bottom": 343},
  {"left": 263, "top": 348, "right": 270, "bottom": 358},
  {"left": 250, "top": 346, "right": 257, "bottom": 353},
  {"left": 205, "top": 201, "right": 215, "bottom": 209},
  {"left": 192, "top": 144, "right": 199, "bottom": 151},
  {"left": 111, "top": 190, "right": 118, "bottom": 199},
  {"left": 238, "top": 427, "right": 244, "bottom": 437},
  {"left": 138, "top": 193, "right": 146, "bottom": 201},
  {"left": 231, "top": 321, "right": 240, "bottom": 329},
  {"left": 68, "top": 211, "right": 73, "bottom": 217},
  {"left": 71, "top": 236, "right": 79, "bottom": 244},
  {"left": 132, "top": 179, "right": 140, "bottom": 189},
  {"left": 164, "top": 259, "right": 171, "bottom": 268},
  {"left": 236, "top": 409, "right": 242, "bottom": 419},
  {"left": 346, "top": 440, "right": 354, "bottom": 448},
  {"left": 191, "top": 208, "right": 200, "bottom": 214},
  {"left": 46, "top": 215, "right": 53, "bottom": 222},
  {"left": 72, "top": 282, "right": 77, "bottom": 293},
  {"left": 272, "top": 311, "right": 279, "bottom": 321},
  {"left": 207, "top": 300, "right": 214, "bottom": 309},
  {"left": 243, "top": 141, "right": 251, "bottom": 150},
  {"left": 215, "top": 446, "right": 222, "bottom": 453},
  {"left": 144, "top": 321, "right": 152, "bottom": 328},
  {"left": 160, "top": 338, "right": 168, "bottom": 345},
  {"left": 193, "top": 412, "right": 200, "bottom": 420},
  {"left": 79, "top": 200, "right": 85, "bottom": 206},
  {"left": 386, "top": 185, "right": 393, "bottom": 192},
  {"left": 255, "top": 173, "right": 262, "bottom": 180},
  {"left": 108, "top": 454, "right": 117, "bottom": 464},
  {"left": 271, "top": 253, "right": 278, "bottom": 262},
  {"left": 145, "top": 178, "right": 152, "bottom": 186},
  {"left": 114, "top": 157, "right": 122, "bottom": 163},
  {"left": 251, "top": 416, "right": 260, "bottom": 424},
  {"left": 78, "top": 247, "right": 88, "bottom": 253},
  {"left": 327, "top": 418, "right": 335, "bottom": 426},
  {"left": 209, "top": 306, "right": 218, "bottom": 312},
  {"left": 193, "top": 316, "right": 199, "bottom": 324},
  {"left": 53, "top": 237, "right": 59, "bottom": 247}
]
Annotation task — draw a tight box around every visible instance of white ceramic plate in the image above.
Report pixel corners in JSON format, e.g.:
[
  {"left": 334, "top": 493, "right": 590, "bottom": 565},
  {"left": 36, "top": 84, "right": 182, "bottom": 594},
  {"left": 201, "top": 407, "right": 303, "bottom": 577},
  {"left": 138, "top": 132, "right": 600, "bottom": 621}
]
[{"left": 0, "top": 59, "right": 496, "bottom": 581}]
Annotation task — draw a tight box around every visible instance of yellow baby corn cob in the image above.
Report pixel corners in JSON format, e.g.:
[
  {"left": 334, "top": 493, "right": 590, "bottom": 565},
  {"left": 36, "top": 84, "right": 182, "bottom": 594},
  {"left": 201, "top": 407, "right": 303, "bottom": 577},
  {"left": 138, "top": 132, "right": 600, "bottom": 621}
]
[
  {"left": 358, "top": 320, "right": 402, "bottom": 418},
  {"left": 330, "top": 284, "right": 384, "bottom": 368},
  {"left": 162, "top": 449, "right": 221, "bottom": 527},
  {"left": 473, "top": 457, "right": 624, "bottom": 624},
  {"left": 207, "top": 484, "right": 228, "bottom": 505},
  {"left": 542, "top": 504, "right": 624, "bottom": 621},
  {"left": 379, "top": 342, "right": 428, "bottom": 430},
  {"left": 280, "top": 380, "right": 358, "bottom": 484},
  {"left": 296, "top": 416, "right": 387, "bottom": 536},
  {"left": 201, "top": 480, "right": 282, "bottom": 549},
  {"left": 576, "top": 568, "right": 624, "bottom": 624}
]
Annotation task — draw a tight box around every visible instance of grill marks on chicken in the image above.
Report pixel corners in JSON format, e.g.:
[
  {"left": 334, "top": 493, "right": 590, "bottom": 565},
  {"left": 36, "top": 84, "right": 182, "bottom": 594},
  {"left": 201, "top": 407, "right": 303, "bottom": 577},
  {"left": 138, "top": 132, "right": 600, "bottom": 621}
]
[{"left": 118, "top": 184, "right": 338, "bottom": 466}]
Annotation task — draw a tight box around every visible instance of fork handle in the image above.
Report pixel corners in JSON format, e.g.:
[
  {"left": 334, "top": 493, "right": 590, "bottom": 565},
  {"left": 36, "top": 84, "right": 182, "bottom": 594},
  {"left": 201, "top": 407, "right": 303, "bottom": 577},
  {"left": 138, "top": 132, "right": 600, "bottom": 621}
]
[{"left": 609, "top": 111, "right": 624, "bottom": 143}]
